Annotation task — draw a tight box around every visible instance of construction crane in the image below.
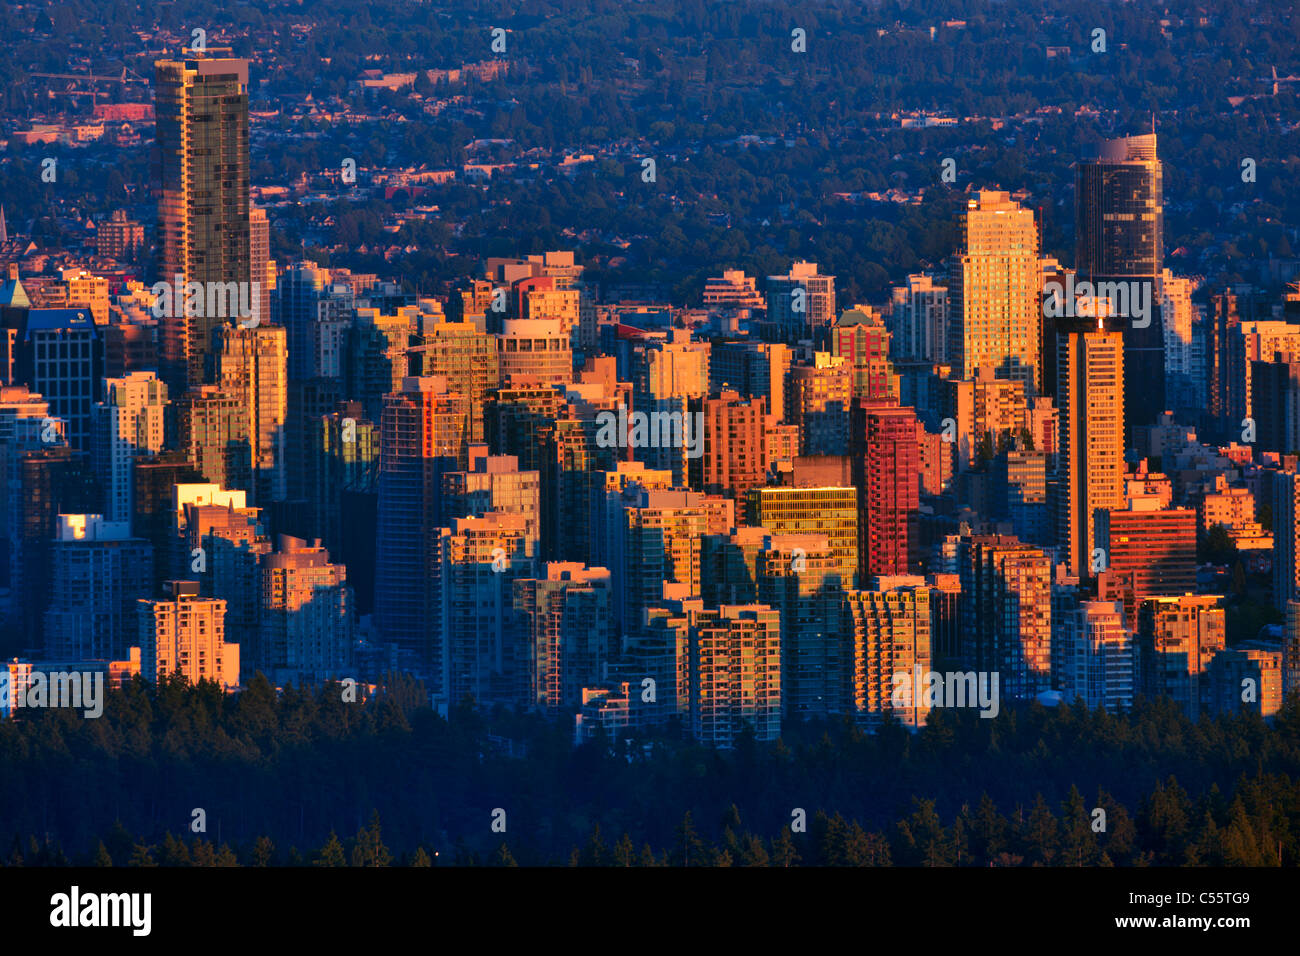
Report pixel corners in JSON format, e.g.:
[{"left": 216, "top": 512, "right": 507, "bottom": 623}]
[
  {"left": 1254, "top": 66, "right": 1300, "bottom": 95},
  {"left": 30, "top": 66, "right": 147, "bottom": 107},
  {"left": 31, "top": 66, "right": 138, "bottom": 84}
]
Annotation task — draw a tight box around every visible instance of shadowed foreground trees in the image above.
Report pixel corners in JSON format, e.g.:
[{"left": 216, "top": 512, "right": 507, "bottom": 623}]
[{"left": 3, "top": 673, "right": 1300, "bottom": 866}]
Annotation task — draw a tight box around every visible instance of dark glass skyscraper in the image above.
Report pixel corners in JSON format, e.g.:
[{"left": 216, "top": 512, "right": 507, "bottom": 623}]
[
  {"left": 154, "top": 56, "right": 252, "bottom": 392},
  {"left": 1075, "top": 133, "right": 1165, "bottom": 430}
]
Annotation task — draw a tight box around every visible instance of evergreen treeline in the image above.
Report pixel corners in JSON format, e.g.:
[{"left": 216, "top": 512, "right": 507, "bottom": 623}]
[{"left": 3, "top": 673, "right": 1300, "bottom": 866}]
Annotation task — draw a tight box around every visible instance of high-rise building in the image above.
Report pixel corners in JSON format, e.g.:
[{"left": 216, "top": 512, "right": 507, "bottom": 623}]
[
  {"left": 248, "top": 207, "right": 274, "bottom": 330},
  {"left": 703, "top": 270, "right": 765, "bottom": 310},
  {"left": 304, "top": 404, "right": 377, "bottom": 602},
  {"left": 154, "top": 57, "right": 252, "bottom": 390},
  {"left": 947, "top": 191, "right": 1041, "bottom": 392},
  {"left": 213, "top": 323, "right": 288, "bottom": 504},
  {"left": 407, "top": 320, "right": 499, "bottom": 444},
  {"left": 943, "top": 370, "right": 1029, "bottom": 471},
  {"left": 0, "top": 406, "right": 97, "bottom": 653},
  {"left": 709, "top": 341, "right": 791, "bottom": 422},
  {"left": 132, "top": 452, "right": 204, "bottom": 592},
  {"left": 258, "top": 535, "right": 353, "bottom": 683},
  {"left": 766, "top": 261, "right": 835, "bottom": 342},
  {"left": 92, "top": 372, "right": 168, "bottom": 523},
  {"left": 1232, "top": 322, "right": 1300, "bottom": 425},
  {"left": 177, "top": 385, "right": 252, "bottom": 494},
  {"left": 1094, "top": 503, "right": 1197, "bottom": 629},
  {"left": 687, "top": 602, "right": 782, "bottom": 747},
  {"left": 19, "top": 309, "right": 103, "bottom": 451},
  {"left": 1138, "top": 594, "right": 1225, "bottom": 719},
  {"left": 1250, "top": 351, "right": 1300, "bottom": 456},
  {"left": 1075, "top": 133, "right": 1165, "bottom": 426},
  {"left": 43, "top": 514, "right": 153, "bottom": 661},
  {"left": 1209, "top": 644, "right": 1283, "bottom": 718},
  {"left": 1274, "top": 472, "right": 1300, "bottom": 613},
  {"left": 889, "top": 274, "right": 949, "bottom": 364},
  {"left": 832, "top": 307, "right": 897, "bottom": 402},
  {"left": 1159, "top": 271, "right": 1201, "bottom": 414},
  {"left": 1076, "top": 134, "right": 1163, "bottom": 282},
  {"left": 277, "top": 261, "right": 354, "bottom": 382},
  {"left": 844, "top": 581, "right": 931, "bottom": 727},
  {"left": 786, "top": 352, "right": 851, "bottom": 456},
  {"left": 375, "top": 376, "right": 469, "bottom": 660},
  {"left": 441, "top": 446, "right": 541, "bottom": 562},
  {"left": 496, "top": 318, "right": 572, "bottom": 386},
  {"left": 624, "top": 600, "right": 692, "bottom": 728},
  {"left": 441, "top": 512, "right": 533, "bottom": 705},
  {"left": 138, "top": 580, "right": 241, "bottom": 690},
  {"left": 1206, "top": 287, "right": 1271, "bottom": 433},
  {"left": 349, "top": 306, "right": 414, "bottom": 425},
  {"left": 628, "top": 332, "right": 710, "bottom": 485},
  {"left": 1055, "top": 598, "right": 1133, "bottom": 712},
  {"left": 851, "top": 400, "right": 920, "bottom": 578},
  {"left": 181, "top": 496, "right": 270, "bottom": 649},
  {"left": 1285, "top": 601, "right": 1300, "bottom": 703},
  {"left": 617, "top": 489, "right": 713, "bottom": 636},
  {"left": 1054, "top": 320, "right": 1125, "bottom": 577},
  {"left": 958, "top": 535, "right": 1052, "bottom": 699},
  {"left": 746, "top": 485, "right": 858, "bottom": 585},
  {"left": 704, "top": 530, "right": 851, "bottom": 718},
  {"left": 96, "top": 209, "right": 145, "bottom": 264},
  {"left": 687, "top": 390, "right": 767, "bottom": 498},
  {"left": 515, "top": 276, "right": 582, "bottom": 342},
  {"left": 512, "top": 563, "right": 612, "bottom": 714},
  {"left": 1001, "top": 447, "right": 1049, "bottom": 544}
]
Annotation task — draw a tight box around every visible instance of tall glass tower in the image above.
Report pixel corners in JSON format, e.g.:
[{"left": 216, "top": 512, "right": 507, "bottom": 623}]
[
  {"left": 154, "top": 56, "right": 252, "bottom": 392},
  {"left": 1075, "top": 132, "right": 1165, "bottom": 430}
]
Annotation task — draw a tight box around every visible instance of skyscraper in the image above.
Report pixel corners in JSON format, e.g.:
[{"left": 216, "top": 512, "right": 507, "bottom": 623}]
[
  {"left": 138, "top": 580, "right": 241, "bottom": 690},
  {"left": 258, "top": 535, "right": 353, "bottom": 683},
  {"left": 1138, "top": 594, "right": 1225, "bottom": 720},
  {"left": 889, "top": 274, "right": 949, "bottom": 364},
  {"left": 213, "top": 323, "right": 288, "bottom": 504},
  {"left": 440, "top": 446, "right": 541, "bottom": 562},
  {"left": 154, "top": 56, "right": 252, "bottom": 391},
  {"left": 766, "top": 261, "right": 835, "bottom": 343},
  {"left": 177, "top": 385, "right": 252, "bottom": 494},
  {"left": 832, "top": 307, "right": 897, "bottom": 402},
  {"left": 375, "top": 376, "right": 469, "bottom": 662},
  {"left": 687, "top": 390, "right": 767, "bottom": 498},
  {"left": 958, "top": 535, "right": 1052, "bottom": 700},
  {"left": 709, "top": 341, "right": 791, "bottom": 422},
  {"left": 92, "top": 372, "right": 168, "bottom": 523},
  {"left": 512, "top": 562, "right": 612, "bottom": 713},
  {"left": 441, "top": 512, "right": 533, "bottom": 705},
  {"left": 851, "top": 400, "right": 920, "bottom": 578},
  {"left": 947, "top": 191, "right": 1041, "bottom": 393},
  {"left": 1055, "top": 599, "right": 1133, "bottom": 712},
  {"left": 786, "top": 352, "right": 851, "bottom": 456},
  {"left": 278, "top": 261, "right": 353, "bottom": 382},
  {"left": 746, "top": 485, "right": 858, "bottom": 587},
  {"left": 44, "top": 514, "right": 154, "bottom": 661},
  {"left": 1054, "top": 320, "right": 1125, "bottom": 578},
  {"left": 844, "top": 581, "right": 932, "bottom": 727},
  {"left": 248, "top": 206, "right": 274, "bottom": 329},
  {"left": 1075, "top": 133, "right": 1165, "bottom": 427},
  {"left": 687, "top": 603, "right": 782, "bottom": 748}
]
